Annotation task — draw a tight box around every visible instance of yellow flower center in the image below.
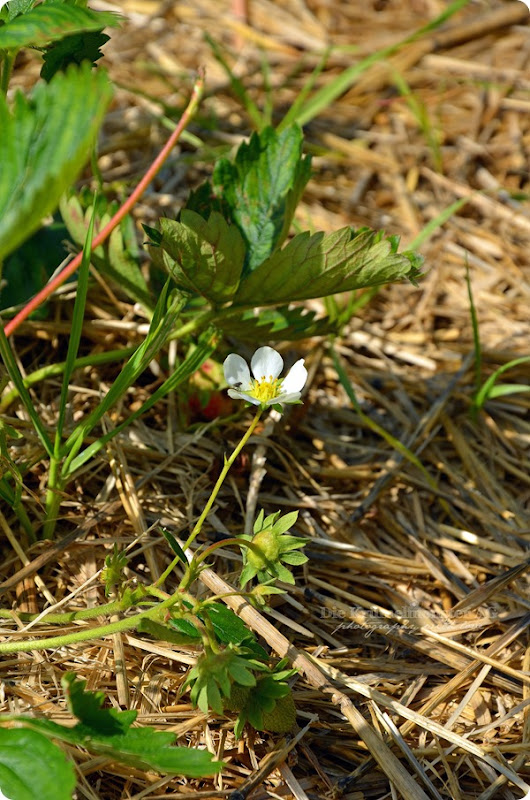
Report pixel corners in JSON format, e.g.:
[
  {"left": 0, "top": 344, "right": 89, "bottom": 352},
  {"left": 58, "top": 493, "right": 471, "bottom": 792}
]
[{"left": 249, "top": 375, "right": 283, "bottom": 403}]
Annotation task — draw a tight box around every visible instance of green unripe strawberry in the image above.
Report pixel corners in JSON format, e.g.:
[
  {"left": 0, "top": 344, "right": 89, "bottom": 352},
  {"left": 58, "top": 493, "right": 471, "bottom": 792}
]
[
  {"left": 246, "top": 529, "right": 281, "bottom": 570},
  {"left": 261, "top": 691, "right": 296, "bottom": 733}
]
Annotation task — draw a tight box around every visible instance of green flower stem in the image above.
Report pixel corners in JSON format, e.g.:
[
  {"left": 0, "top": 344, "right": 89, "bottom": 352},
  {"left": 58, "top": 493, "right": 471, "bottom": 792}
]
[
  {"left": 193, "top": 538, "right": 247, "bottom": 566},
  {"left": 0, "top": 593, "right": 178, "bottom": 655},
  {"left": 154, "top": 407, "right": 263, "bottom": 588}
]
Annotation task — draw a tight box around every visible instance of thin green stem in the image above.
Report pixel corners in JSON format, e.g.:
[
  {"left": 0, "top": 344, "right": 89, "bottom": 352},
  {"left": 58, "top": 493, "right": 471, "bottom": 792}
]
[
  {"left": 0, "top": 594, "right": 178, "bottom": 655},
  {"left": 42, "top": 457, "right": 62, "bottom": 540},
  {"left": 154, "top": 407, "right": 263, "bottom": 588},
  {"left": 0, "top": 51, "right": 17, "bottom": 96},
  {"left": 0, "top": 598, "right": 124, "bottom": 624}
]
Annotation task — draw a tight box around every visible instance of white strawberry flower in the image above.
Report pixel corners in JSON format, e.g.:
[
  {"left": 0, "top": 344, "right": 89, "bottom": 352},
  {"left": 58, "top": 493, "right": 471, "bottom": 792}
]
[{"left": 223, "top": 346, "right": 307, "bottom": 408}]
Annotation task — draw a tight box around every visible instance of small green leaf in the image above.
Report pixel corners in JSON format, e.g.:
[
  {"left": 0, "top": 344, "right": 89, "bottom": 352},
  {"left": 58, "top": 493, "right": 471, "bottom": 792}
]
[
  {"left": 234, "top": 227, "right": 421, "bottom": 307},
  {"left": 137, "top": 618, "right": 200, "bottom": 646},
  {"left": 473, "top": 356, "right": 530, "bottom": 412},
  {"left": 0, "top": 62, "right": 113, "bottom": 261},
  {"left": 0, "top": 727, "right": 76, "bottom": 800},
  {"left": 203, "top": 603, "right": 255, "bottom": 646},
  {"left": 211, "top": 125, "right": 311, "bottom": 273},
  {"left": 150, "top": 210, "right": 245, "bottom": 305},
  {"left": 41, "top": 30, "right": 109, "bottom": 81},
  {"left": 63, "top": 673, "right": 131, "bottom": 734},
  {"left": 486, "top": 383, "right": 530, "bottom": 399},
  {"left": 281, "top": 551, "right": 309, "bottom": 566},
  {"left": 159, "top": 527, "right": 188, "bottom": 565},
  {"left": 270, "top": 510, "right": 298, "bottom": 536},
  {"left": 101, "top": 544, "right": 128, "bottom": 597},
  {"left": 0, "top": 2, "right": 120, "bottom": 50},
  {"left": 227, "top": 662, "right": 256, "bottom": 686}
]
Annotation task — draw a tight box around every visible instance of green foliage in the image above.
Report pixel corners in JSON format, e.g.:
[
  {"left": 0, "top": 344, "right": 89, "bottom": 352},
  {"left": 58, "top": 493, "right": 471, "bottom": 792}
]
[
  {"left": 0, "top": 219, "right": 69, "bottom": 314},
  {"left": 184, "top": 645, "right": 267, "bottom": 714},
  {"left": 1, "top": 674, "right": 222, "bottom": 780},
  {"left": 218, "top": 305, "right": 337, "bottom": 341},
  {"left": 472, "top": 356, "right": 530, "bottom": 417},
  {"left": 209, "top": 125, "right": 312, "bottom": 273},
  {"left": 239, "top": 509, "right": 308, "bottom": 587},
  {"left": 467, "top": 265, "right": 530, "bottom": 420},
  {"left": 0, "top": 62, "right": 113, "bottom": 261},
  {"left": 101, "top": 544, "right": 128, "bottom": 597},
  {"left": 60, "top": 190, "right": 152, "bottom": 310},
  {"left": 41, "top": 29, "right": 110, "bottom": 81},
  {"left": 167, "top": 601, "right": 268, "bottom": 659},
  {"left": 0, "top": 727, "right": 76, "bottom": 800},
  {"left": 233, "top": 227, "right": 422, "bottom": 307},
  {"left": 0, "top": 2, "right": 119, "bottom": 50},
  {"left": 149, "top": 124, "right": 422, "bottom": 342},
  {"left": 149, "top": 209, "right": 246, "bottom": 306},
  {"left": 225, "top": 659, "right": 298, "bottom": 737}
]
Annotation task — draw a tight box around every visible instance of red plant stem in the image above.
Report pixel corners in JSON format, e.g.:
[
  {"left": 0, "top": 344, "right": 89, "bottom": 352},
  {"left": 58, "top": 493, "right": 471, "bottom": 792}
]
[{"left": 4, "top": 69, "right": 205, "bottom": 338}]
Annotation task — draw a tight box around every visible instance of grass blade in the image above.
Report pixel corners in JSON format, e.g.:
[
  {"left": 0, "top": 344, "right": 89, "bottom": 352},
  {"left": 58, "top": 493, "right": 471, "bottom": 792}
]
[
  {"left": 293, "top": 0, "right": 469, "bottom": 128},
  {"left": 0, "top": 326, "right": 53, "bottom": 457},
  {"left": 55, "top": 201, "right": 96, "bottom": 447},
  {"left": 65, "top": 327, "right": 217, "bottom": 475}
]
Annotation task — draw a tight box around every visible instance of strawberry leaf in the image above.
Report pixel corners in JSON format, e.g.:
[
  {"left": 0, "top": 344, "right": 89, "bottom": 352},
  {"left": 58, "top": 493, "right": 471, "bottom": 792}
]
[
  {"left": 0, "top": 1, "right": 119, "bottom": 50},
  {"left": 0, "top": 62, "right": 113, "bottom": 261},
  {"left": 234, "top": 227, "right": 422, "bottom": 306},
  {"left": 0, "top": 727, "right": 76, "bottom": 800},
  {"left": 211, "top": 125, "right": 311, "bottom": 273}
]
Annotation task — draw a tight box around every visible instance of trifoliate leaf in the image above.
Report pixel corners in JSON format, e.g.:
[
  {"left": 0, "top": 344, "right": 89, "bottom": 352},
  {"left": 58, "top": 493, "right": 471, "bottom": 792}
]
[
  {"left": 149, "top": 210, "right": 245, "bottom": 305},
  {"left": 0, "top": 62, "right": 113, "bottom": 261},
  {"left": 211, "top": 125, "right": 311, "bottom": 273},
  {"left": 0, "top": 728, "right": 76, "bottom": 800},
  {"left": 233, "top": 227, "right": 422, "bottom": 307},
  {"left": 0, "top": 2, "right": 119, "bottom": 49}
]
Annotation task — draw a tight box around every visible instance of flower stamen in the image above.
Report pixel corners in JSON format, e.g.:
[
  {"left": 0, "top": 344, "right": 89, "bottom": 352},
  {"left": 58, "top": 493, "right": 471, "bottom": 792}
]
[{"left": 249, "top": 374, "right": 283, "bottom": 403}]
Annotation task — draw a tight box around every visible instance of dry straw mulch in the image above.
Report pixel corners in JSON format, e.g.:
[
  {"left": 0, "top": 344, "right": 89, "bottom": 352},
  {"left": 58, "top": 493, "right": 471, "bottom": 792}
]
[{"left": 2, "top": 0, "right": 530, "bottom": 798}]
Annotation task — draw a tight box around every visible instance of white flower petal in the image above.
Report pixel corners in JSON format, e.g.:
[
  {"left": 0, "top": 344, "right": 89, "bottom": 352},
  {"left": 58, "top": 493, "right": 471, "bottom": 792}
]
[
  {"left": 0, "top": 0, "right": 10, "bottom": 9},
  {"left": 227, "top": 389, "right": 261, "bottom": 405},
  {"left": 274, "top": 392, "right": 302, "bottom": 405},
  {"left": 280, "top": 359, "right": 307, "bottom": 394},
  {"left": 224, "top": 354, "right": 251, "bottom": 388},
  {"left": 251, "top": 346, "right": 283, "bottom": 381}
]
